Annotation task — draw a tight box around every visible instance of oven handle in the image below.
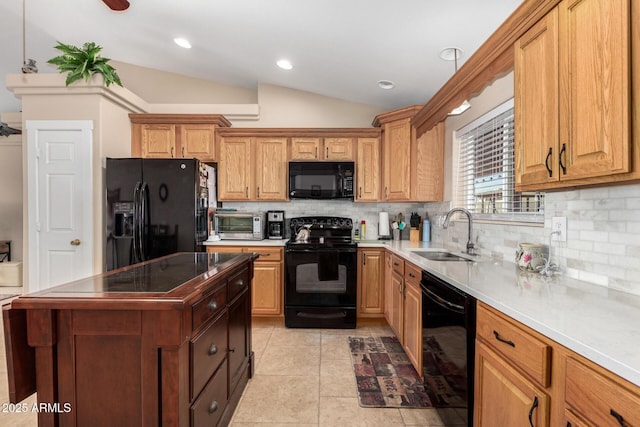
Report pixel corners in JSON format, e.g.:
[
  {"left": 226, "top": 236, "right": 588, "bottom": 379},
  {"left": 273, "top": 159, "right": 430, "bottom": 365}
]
[
  {"left": 296, "top": 311, "right": 347, "bottom": 319},
  {"left": 286, "top": 247, "right": 357, "bottom": 254},
  {"left": 422, "top": 285, "right": 465, "bottom": 314}
]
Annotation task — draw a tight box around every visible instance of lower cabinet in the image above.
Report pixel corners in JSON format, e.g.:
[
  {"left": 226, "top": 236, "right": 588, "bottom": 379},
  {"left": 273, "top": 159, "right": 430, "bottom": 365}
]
[
  {"left": 207, "top": 245, "right": 284, "bottom": 316},
  {"left": 382, "top": 251, "right": 422, "bottom": 375},
  {"left": 357, "top": 248, "right": 385, "bottom": 316},
  {"left": 475, "top": 341, "right": 550, "bottom": 426},
  {"left": 476, "top": 301, "right": 640, "bottom": 426}
]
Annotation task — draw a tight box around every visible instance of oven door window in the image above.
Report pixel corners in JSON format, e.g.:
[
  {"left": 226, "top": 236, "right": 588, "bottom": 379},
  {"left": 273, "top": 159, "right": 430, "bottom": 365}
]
[
  {"left": 285, "top": 248, "right": 356, "bottom": 306},
  {"left": 216, "top": 216, "right": 253, "bottom": 233}
]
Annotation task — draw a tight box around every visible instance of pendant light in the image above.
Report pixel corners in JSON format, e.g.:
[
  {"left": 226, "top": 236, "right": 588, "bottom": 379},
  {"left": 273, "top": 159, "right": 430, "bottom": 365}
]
[
  {"left": 21, "top": 0, "right": 37, "bottom": 73},
  {"left": 440, "top": 47, "right": 470, "bottom": 116}
]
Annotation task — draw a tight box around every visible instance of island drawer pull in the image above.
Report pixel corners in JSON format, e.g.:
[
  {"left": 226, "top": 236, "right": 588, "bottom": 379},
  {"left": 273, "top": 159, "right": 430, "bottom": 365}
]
[
  {"left": 208, "top": 401, "right": 219, "bottom": 414},
  {"left": 208, "top": 300, "right": 218, "bottom": 311},
  {"left": 208, "top": 344, "right": 218, "bottom": 356}
]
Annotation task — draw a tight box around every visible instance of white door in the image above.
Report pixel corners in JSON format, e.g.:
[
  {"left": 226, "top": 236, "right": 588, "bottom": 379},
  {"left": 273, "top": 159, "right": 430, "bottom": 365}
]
[{"left": 27, "top": 120, "right": 93, "bottom": 292}]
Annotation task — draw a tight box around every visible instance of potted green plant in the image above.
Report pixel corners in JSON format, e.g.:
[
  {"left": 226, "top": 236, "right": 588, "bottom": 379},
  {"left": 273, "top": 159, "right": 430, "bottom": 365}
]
[{"left": 47, "top": 41, "right": 123, "bottom": 87}]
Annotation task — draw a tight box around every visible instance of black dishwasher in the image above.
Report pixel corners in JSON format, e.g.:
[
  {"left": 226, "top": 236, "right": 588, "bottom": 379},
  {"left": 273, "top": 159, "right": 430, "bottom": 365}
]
[{"left": 421, "top": 270, "right": 476, "bottom": 426}]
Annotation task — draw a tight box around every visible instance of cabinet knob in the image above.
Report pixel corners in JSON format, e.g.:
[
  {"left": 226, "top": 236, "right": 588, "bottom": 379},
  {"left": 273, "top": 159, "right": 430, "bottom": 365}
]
[
  {"left": 70, "top": 239, "right": 81, "bottom": 246},
  {"left": 208, "top": 300, "right": 218, "bottom": 311},
  {"left": 208, "top": 344, "right": 218, "bottom": 356},
  {"left": 208, "top": 401, "right": 219, "bottom": 414}
]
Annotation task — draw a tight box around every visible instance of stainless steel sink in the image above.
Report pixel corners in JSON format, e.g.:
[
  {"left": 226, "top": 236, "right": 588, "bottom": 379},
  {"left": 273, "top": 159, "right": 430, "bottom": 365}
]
[{"left": 413, "top": 251, "right": 474, "bottom": 262}]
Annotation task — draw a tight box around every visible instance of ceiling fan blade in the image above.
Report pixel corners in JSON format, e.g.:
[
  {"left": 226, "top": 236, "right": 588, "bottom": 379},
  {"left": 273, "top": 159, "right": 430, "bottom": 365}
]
[{"left": 102, "top": 0, "right": 130, "bottom": 11}]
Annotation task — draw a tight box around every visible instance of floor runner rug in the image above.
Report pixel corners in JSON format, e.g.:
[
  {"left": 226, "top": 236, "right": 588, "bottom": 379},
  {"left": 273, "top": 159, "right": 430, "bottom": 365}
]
[{"left": 348, "top": 336, "right": 432, "bottom": 408}]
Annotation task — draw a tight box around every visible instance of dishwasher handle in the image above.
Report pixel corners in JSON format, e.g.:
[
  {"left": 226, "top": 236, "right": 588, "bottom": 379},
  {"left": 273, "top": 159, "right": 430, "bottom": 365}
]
[{"left": 423, "top": 286, "right": 465, "bottom": 314}]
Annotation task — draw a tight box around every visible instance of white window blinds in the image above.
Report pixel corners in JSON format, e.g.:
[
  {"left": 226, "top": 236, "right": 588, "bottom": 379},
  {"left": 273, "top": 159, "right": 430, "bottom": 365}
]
[{"left": 454, "top": 99, "right": 544, "bottom": 222}]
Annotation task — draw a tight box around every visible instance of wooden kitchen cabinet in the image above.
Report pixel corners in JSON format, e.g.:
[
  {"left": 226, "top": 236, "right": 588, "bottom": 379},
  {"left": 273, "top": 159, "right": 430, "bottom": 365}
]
[
  {"left": 207, "top": 245, "right": 284, "bottom": 316},
  {"left": 355, "top": 137, "right": 381, "bottom": 201},
  {"left": 290, "top": 137, "right": 354, "bottom": 160},
  {"left": 130, "top": 114, "right": 231, "bottom": 162},
  {"left": 475, "top": 302, "right": 552, "bottom": 426},
  {"left": 515, "top": 0, "right": 633, "bottom": 191},
  {"left": 402, "top": 262, "right": 422, "bottom": 376},
  {"left": 412, "top": 121, "right": 444, "bottom": 201},
  {"left": 373, "top": 105, "right": 438, "bottom": 202},
  {"left": 382, "top": 118, "right": 412, "bottom": 201},
  {"left": 217, "top": 136, "right": 287, "bottom": 201},
  {"left": 387, "top": 254, "right": 405, "bottom": 342},
  {"left": 357, "top": 248, "right": 385, "bottom": 317},
  {"left": 564, "top": 355, "right": 640, "bottom": 427},
  {"left": 475, "top": 341, "right": 550, "bottom": 426}
]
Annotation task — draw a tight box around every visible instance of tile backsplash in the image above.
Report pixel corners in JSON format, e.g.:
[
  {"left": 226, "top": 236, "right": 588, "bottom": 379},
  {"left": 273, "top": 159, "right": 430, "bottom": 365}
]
[
  {"left": 426, "top": 183, "right": 640, "bottom": 296},
  {"left": 224, "top": 183, "right": 640, "bottom": 295}
]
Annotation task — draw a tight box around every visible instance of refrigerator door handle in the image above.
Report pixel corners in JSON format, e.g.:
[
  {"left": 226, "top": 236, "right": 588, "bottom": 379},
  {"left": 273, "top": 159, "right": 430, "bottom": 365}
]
[
  {"left": 133, "top": 181, "right": 142, "bottom": 263},
  {"left": 139, "top": 182, "right": 149, "bottom": 262}
]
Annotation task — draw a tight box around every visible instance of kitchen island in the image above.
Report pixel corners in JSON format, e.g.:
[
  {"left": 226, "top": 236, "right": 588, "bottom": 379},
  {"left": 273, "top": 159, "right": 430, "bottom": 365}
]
[{"left": 3, "top": 252, "right": 257, "bottom": 427}]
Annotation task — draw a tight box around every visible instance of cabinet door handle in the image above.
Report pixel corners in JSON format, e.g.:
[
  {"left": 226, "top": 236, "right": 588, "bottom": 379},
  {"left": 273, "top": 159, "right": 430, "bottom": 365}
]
[
  {"left": 385, "top": 186, "right": 388, "bottom": 199},
  {"left": 559, "top": 143, "right": 567, "bottom": 175},
  {"left": 208, "top": 401, "right": 219, "bottom": 414},
  {"left": 208, "top": 300, "right": 218, "bottom": 311},
  {"left": 181, "top": 146, "right": 185, "bottom": 157},
  {"left": 257, "top": 186, "right": 260, "bottom": 198},
  {"left": 326, "top": 147, "right": 329, "bottom": 159},
  {"left": 359, "top": 186, "right": 362, "bottom": 199},
  {"left": 545, "top": 147, "right": 553, "bottom": 177},
  {"left": 208, "top": 344, "right": 218, "bottom": 356},
  {"left": 363, "top": 257, "right": 366, "bottom": 266},
  {"left": 610, "top": 409, "right": 629, "bottom": 427},
  {"left": 171, "top": 146, "right": 174, "bottom": 157},
  {"left": 259, "top": 253, "right": 271, "bottom": 257},
  {"left": 493, "top": 330, "right": 515, "bottom": 347},
  {"left": 245, "top": 187, "right": 249, "bottom": 198},
  {"left": 315, "top": 147, "right": 318, "bottom": 158},
  {"left": 528, "top": 396, "right": 538, "bottom": 427}
]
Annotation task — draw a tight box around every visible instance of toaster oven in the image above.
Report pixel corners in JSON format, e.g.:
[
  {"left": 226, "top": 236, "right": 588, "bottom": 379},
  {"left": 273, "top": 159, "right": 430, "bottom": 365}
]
[{"left": 213, "top": 212, "right": 265, "bottom": 240}]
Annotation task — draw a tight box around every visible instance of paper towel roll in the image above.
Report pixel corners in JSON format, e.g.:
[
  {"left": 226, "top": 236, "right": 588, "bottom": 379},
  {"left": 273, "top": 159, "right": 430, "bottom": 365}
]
[{"left": 378, "top": 212, "right": 390, "bottom": 237}]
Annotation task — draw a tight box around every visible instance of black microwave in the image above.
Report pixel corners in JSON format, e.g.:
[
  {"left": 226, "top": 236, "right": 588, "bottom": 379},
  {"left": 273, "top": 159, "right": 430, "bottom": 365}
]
[{"left": 288, "top": 161, "right": 354, "bottom": 200}]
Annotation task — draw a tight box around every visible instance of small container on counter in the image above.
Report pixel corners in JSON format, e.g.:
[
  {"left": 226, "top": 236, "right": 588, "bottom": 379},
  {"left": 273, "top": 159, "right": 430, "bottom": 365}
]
[{"left": 422, "top": 217, "right": 430, "bottom": 242}]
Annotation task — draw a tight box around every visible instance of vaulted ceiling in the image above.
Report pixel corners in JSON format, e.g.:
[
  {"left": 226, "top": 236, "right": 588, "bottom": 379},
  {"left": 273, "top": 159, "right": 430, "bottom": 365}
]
[{"left": 0, "top": 0, "right": 521, "bottom": 114}]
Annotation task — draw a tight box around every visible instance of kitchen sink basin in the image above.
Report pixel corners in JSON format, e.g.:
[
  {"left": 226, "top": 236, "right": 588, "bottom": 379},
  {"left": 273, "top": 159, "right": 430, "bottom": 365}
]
[{"left": 413, "top": 251, "right": 474, "bottom": 262}]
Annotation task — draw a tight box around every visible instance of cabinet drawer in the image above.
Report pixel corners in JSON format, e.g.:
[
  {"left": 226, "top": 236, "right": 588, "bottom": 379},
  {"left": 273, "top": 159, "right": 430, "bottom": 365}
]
[
  {"left": 476, "top": 304, "right": 551, "bottom": 387},
  {"left": 244, "top": 246, "right": 282, "bottom": 262},
  {"left": 192, "top": 286, "right": 227, "bottom": 332},
  {"left": 228, "top": 268, "right": 250, "bottom": 303},
  {"left": 191, "top": 312, "right": 228, "bottom": 400},
  {"left": 191, "top": 358, "right": 228, "bottom": 427},
  {"left": 565, "top": 356, "right": 640, "bottom": 427},
  {"left": 391, "top": 255, "right": 404, "bottom": 275},
  {"left": 404, "top": 262, "right": 421, "bottom": 288}
]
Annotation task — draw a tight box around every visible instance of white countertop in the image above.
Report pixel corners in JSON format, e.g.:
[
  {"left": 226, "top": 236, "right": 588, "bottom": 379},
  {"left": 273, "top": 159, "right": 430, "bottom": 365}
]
[{"left": 359, "top": 240, "right": 640, "bottom": 388}]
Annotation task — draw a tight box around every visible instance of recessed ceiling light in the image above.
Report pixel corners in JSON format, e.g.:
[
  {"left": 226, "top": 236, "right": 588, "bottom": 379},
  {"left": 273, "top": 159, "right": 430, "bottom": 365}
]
[
  {"left": 277, "top": 59, "right": 293, "bottom": 70},
  {"left": 174, "top": 38, "right": 192, "bottom": 49},
  {"left": 377, "top": 80, "right": 395, "bottom": 90}
]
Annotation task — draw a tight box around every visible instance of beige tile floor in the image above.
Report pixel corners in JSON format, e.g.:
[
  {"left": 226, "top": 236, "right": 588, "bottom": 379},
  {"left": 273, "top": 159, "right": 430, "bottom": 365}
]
[
  {"left": 229, "top": 318, "right": 467, "bottom": 427},
  {"left": 0, "top": 297, "right": 466, "bottom": 427}
]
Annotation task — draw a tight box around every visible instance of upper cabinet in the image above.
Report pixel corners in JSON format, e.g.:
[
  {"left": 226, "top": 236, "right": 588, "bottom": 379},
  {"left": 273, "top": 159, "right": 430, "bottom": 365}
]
[
  {"left": 129, "top": 114, "right": 231, "bottom": 162},
  {"left": 290, "top": 137, "right": 354, "bottom": 160},
  {"left": 373, "top": 106, "right": 443, "bottom": 202},
  {"left": 355, "top": 137, "right": 381, "bottom": 201},
  {"left": 515, "top": 0, "right": 636, "bottom": 191},
  {"left": 218, "top": 135, "right": 287, "bottom": 201}
]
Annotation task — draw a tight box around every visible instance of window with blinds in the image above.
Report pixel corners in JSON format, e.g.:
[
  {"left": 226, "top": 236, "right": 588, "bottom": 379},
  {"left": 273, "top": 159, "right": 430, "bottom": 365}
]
[{"left": 454, "top": 98, "right": 544, "bottom": 222}]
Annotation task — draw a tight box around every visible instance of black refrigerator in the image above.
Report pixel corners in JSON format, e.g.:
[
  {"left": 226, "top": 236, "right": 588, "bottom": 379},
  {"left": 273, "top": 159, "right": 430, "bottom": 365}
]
[{"left": 105, "top": 158, "right": 210, "bottom": 271}]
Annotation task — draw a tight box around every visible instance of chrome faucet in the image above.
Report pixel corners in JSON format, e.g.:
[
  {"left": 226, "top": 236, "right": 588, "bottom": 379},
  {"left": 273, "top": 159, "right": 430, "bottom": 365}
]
[{"left": 443, "top": 208, "right": 477, "bottom": 255}]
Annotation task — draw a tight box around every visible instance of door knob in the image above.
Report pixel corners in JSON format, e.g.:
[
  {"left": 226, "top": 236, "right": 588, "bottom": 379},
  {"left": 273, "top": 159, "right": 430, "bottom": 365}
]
[{"left": 70, "top": 239, "right": 81, "bottom": 246}]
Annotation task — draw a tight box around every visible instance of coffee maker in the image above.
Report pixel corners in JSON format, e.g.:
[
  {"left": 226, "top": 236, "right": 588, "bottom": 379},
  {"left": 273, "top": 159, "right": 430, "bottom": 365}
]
[{"left": 266, "top": 210, "right": 285, "bottom": 239}]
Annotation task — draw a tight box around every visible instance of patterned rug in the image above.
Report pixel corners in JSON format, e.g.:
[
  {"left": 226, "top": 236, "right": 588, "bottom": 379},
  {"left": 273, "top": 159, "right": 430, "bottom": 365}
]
[
  {"left": 348, "top": 336, "right": 432, "bottom": 408},
  {"left": 348, "top": 335, "right": 468, "bottom": 409}
]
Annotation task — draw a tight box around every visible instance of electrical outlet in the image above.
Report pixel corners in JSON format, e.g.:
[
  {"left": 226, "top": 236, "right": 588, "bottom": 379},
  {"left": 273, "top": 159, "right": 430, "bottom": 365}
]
[{"left": 552, "top": 216, "right": 567, "bottom": 242}]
